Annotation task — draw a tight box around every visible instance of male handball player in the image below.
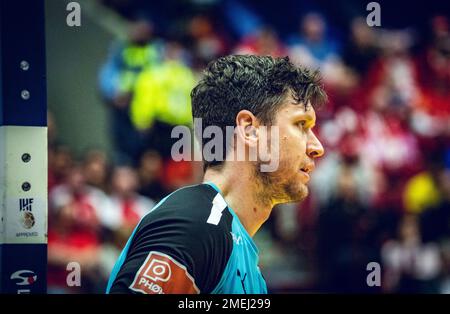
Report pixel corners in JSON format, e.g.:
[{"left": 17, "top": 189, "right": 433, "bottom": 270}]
[{"left": 107, "top": 55, "right": 326, "bottom": 294}]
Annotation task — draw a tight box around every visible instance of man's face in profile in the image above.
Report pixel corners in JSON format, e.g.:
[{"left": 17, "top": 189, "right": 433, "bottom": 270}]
[{"left": 257, "top": 94, "right": 324, "bottom": 204}]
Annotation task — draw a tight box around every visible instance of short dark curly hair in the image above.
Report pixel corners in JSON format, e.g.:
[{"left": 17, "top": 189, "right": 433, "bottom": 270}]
[{"left": 191, "top": 54, "right": 327, "bottom": 170}]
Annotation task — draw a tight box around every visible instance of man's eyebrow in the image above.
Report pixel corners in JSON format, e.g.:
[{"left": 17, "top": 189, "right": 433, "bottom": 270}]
[{"left": 292, "top": 111, "right": 315, "bottom": 124}]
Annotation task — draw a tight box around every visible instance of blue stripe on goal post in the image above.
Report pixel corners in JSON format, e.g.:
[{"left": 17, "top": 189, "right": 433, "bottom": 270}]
[{"left": 0, "top": 0, "right": 47, "bottom": 294}]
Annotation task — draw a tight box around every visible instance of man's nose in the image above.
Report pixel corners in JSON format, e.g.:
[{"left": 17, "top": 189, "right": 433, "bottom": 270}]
[{"left": 306, "top": 131, "right": 325, "bottom": 158}]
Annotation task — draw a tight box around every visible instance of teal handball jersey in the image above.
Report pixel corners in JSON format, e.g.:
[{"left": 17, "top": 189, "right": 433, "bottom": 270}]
[{"left": 107, "top": 182, "right": 267, "bottom": 294}]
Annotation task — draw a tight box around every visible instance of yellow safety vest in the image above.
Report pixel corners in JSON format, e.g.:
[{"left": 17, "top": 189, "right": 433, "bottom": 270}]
[{"left": 130, "top": 60, "right": 196, "bottom": 130}]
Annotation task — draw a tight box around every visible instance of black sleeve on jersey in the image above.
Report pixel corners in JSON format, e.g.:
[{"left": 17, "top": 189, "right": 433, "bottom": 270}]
[{"left": 109, "top": 184, "right": 233, "bottom": 294}]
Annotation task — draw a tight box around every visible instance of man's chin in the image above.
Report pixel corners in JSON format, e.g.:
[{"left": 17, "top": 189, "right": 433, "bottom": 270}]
[
  {"left": 295, "top": 185, "right": 309, "bottom": 202},
  {"left": 284, "top": 182, "right": 309, "bottom": 203}
]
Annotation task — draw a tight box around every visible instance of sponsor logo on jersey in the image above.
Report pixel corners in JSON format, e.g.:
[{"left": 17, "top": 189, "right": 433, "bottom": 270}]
[
  {"left": 129, "top": 251, "right": 200, "bottom": 294},
  {"left": 230, "top": 232, "right": 243, "bottom": 245}
]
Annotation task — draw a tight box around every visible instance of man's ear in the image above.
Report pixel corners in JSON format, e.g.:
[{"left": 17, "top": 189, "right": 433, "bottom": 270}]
[{"left": 235, "top": 110, "right": 259, "bottom": 148}]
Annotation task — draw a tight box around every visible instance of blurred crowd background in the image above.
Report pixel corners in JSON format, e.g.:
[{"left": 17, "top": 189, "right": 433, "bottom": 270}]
[{"left": 46, "top": 0, "right": 450, "bottom": 293}]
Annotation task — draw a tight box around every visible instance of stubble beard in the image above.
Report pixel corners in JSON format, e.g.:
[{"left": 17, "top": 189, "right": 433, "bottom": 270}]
[{"left": 254, "top": 158, "right": 309, "bottom": 206}]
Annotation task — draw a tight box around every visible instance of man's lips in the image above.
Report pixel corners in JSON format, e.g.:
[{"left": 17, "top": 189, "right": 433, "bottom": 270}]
[
  {"left": 299, "top": 169, "right": 310, "bottom": 182},
  {"left": 299, "top": 162, "right": 315, "bottom": 182}
]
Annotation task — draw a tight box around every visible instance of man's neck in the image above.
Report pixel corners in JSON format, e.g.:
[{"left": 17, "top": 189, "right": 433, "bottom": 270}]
[{"left": 203, "top": 164, "right": 274, "bottom": 237}]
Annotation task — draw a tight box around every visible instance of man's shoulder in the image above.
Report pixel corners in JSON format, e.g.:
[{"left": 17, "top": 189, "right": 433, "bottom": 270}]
[
  {"left": 157, "top": 183, "right": 216, "bottom": 210},
  {"left": 109, "top": 183, "right": 235, "bottom": 294},
  {"left": 138, "top": 183, "right": 232, "bottom": 232}
]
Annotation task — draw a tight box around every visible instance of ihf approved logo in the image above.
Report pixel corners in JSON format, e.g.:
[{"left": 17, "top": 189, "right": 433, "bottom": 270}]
[
  {"left": 16, "top": 198, "right": 38, "bottom": 237},
  {"left": 4, "top": 196, "right": 45, "bottom": 242},
  {"left": 19, "top": 198, "right": 36, "bottom": 229},
  {"left": 19, "top": 198, "right": 34, "bottom": 211}
]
